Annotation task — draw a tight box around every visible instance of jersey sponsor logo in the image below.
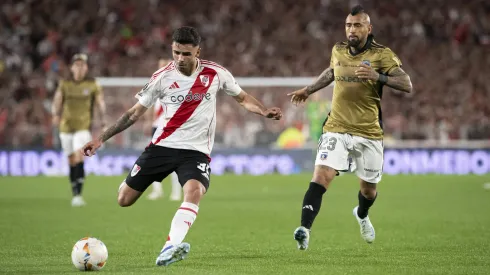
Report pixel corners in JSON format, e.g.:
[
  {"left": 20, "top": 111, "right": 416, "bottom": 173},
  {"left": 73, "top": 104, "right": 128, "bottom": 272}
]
[
  {"left": 362, "top": 60, "right": 371, "bottom": 66},
  {"left": 170, "top": 92, "right": 212, "bottom": 103},
  {"left": 130, "top": 164, "right": 141, "bottom": 177},
  {"left": 335, "top": 75, "right": 369, "bottom": 83}
]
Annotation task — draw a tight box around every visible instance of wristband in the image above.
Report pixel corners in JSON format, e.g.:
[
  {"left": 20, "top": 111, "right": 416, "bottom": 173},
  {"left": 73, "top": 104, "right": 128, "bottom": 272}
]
[{"left": 378, "top": 74, "right": 388, "bottom": 84}]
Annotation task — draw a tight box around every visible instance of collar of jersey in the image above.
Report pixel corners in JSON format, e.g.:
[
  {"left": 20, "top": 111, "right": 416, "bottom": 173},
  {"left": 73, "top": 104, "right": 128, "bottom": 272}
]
[
  {"left": 348, "top": 34, "right": 374, "bottom": 56},
  {"left": 174, "top": 58, "right": 202, "bottom": 78}
]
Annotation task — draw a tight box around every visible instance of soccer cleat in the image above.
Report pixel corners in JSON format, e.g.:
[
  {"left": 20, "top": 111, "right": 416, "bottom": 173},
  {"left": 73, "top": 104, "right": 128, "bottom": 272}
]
[
  {"left": 71, "top": 196, "right": 86, "bottom": 207},
  {"left": 156, "top": 243, "right": 190, "bottom": 266},
  {"left": 147, "top": 190, "right": 163, "bottom": 200},
  {"left": 353, "top": 206, "right": 375, "bottom": 243},
  {"left": 293, "top": 226, "right": 310, "bottom": 250}
]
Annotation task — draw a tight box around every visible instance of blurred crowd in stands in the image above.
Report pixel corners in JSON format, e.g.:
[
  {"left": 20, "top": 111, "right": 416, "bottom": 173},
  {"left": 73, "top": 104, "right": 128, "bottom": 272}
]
[{"left": 1, "top": 0, "right": 489, "bottom": 149}]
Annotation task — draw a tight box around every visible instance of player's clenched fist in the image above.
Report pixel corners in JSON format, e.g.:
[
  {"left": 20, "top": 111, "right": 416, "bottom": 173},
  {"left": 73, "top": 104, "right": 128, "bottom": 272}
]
[
  {"left": 287, "top": 88, "right": 309, "bottom": 106},
  {"left": 263, "top": 107, "right": 282, "bottom": 120},
  {"left": 355, "top": 63, "right": 379, "bottom": 81},
  {"left": 81, "top": 139, "right": 102, "bottom": 157}
]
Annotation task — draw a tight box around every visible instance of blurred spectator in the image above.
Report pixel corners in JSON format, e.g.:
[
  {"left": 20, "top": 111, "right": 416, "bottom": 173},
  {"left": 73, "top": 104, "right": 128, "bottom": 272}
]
[{"left": 0, "top": 0, "right": 489, "bottom": 149}]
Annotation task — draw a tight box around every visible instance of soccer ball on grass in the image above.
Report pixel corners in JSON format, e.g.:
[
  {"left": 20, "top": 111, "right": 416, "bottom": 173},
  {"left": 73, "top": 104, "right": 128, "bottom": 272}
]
[{"left": 71, "top": 237, "right": 108, "bottom": 271}]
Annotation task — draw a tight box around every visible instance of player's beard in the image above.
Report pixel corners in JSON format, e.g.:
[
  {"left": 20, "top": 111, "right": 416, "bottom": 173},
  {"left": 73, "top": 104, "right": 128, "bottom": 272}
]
[{"left": 347, "top": 36, "right": 361, "bottom": 48}]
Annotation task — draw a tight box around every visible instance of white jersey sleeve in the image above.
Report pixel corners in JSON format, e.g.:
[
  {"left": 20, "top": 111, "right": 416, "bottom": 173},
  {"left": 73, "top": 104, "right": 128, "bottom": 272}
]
[
  {"left": 135, "top": 71, "right": 165, "bottom": 108},
  {"left": 219, "top": 69, "right": 242, "bottom": 96}
]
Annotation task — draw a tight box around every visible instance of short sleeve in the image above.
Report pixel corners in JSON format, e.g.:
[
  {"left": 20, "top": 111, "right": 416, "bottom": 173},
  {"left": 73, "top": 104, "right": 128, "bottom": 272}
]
[
  {"left": 219, "top": 69, "right": 242, "bottom": 96},
  {"left": 380, "top": 48, "right": 402, "bottom": 75},
  {"left": 135, "top": 74, "right": 163, "bottom": 108}
]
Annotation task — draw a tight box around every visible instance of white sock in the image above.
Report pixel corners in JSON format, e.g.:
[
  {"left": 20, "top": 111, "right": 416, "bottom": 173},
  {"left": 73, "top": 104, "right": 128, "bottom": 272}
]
[
  {"left": 163, "top": 202, "right": 198, "bottom": 249},
  {"left": 152, "top": 181, "right": 162, "bottom": 193},
  {"left": 170, "top": 172, "right": 181, "bottom": 197}
]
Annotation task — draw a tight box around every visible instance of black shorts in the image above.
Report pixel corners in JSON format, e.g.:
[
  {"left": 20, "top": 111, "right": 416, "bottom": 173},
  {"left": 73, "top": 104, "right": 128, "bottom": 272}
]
[{"left": 125, "top": 144, "right": 211, "bottom": 192}]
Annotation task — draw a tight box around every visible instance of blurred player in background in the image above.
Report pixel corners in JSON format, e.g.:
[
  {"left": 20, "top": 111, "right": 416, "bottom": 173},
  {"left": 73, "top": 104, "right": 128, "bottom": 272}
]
[
  {"left": 306, "top": 92, "right": 331, "bottom": 143},
  {"left": 51, "top": 54, "right": 107, "bottom": 207},
  {"left": 288, "top": 5, "right": 412, "bottom": 249},
  {"left": 144, "top": 58, "right": 182, "bottom": 201},
  {"left": 81, "top": 26, "right": 282, "bottom": 267}
]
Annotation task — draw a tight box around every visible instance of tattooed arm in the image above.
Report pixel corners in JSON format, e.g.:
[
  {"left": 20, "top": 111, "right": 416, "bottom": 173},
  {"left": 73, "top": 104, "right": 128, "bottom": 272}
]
[
  {"left": 305, "top": 67, "right": 335, "bottom": 95},
  {"left": 82, "top": 102, "right": 148, "bottom": 156},
  {"left": 98, "top": 103, "right": 148, "bottom": 142},
  {"left": 288, "top": 67, "right": 334, "bottom": 105},
  {"left": 383, "top": 67, "right": 413, "bottom": 93},
  {"left": 356, "top": 64, "right": 413, "bottom": 93}
]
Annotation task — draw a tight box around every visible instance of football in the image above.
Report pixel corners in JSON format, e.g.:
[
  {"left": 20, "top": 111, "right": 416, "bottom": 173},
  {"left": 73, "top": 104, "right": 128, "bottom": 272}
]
[{"left": 71, "top": 237, "right": 108, "bottom": 271}]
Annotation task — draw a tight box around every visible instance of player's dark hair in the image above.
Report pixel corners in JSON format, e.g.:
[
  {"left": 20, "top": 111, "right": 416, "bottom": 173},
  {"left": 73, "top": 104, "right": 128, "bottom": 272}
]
[
  {"left": 172, "top": 26, "right": 201, "bottom": 46},
  {"left": 350, "top": 5, "right": 365, "bottom": 15}
]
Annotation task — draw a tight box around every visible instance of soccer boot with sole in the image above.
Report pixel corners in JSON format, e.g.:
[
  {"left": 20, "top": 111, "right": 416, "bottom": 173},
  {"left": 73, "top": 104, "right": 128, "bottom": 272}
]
[
  {"left": 353, "top": 206, "right": 375, "bottom": 243},
  {"left": 156, "top": 243, "right": 190, "bottom": 266}
]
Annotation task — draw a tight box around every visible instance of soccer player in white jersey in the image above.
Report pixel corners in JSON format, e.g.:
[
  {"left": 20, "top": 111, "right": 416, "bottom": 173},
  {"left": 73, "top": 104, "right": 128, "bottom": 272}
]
[
  {"left": 81, "top": 26, "right": 282, "bottom": 267},
  {"left": 144, "top": 58, "right": 182, "bottom": 201}
]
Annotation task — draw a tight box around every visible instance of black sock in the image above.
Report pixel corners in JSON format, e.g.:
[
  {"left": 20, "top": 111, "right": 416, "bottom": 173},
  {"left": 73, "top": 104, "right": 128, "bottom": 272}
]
[
  {"left": 301, "top": 182, "right": 327, "bottom": 229},
  {"left": 69, "top": 165, "right": 79, "bottom": 196},
  {"left": 75, "top": 162, "right": 85, "bottom": 195},
  {"left": 357, "top": 191, "right": 377, "bottom": 219}
]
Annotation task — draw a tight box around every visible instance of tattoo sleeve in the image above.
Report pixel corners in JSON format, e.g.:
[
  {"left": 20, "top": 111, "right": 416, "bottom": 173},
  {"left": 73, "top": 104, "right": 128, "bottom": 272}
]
[
  {"left": 305, "top": 67, "right": 335, "bottom": 95},
  {"left": 385, "top": 67, "right": 413, "bottom": 93},
  {"left": 97, "top": 109, "right": 138, "bottom": 142}
]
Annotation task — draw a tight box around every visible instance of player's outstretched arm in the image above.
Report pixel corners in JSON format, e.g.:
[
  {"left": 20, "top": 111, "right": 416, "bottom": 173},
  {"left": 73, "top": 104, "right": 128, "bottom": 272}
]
[
  {"left": 383, "top": 67, "right": 412, "bottom": 93},
  {"left": 305, "top": 67, "right": 335, "bottom": 95},
  {"left": 81, "top": 102, "right": 148, "bottom": 156},
  {"left": 233, "top": 90, "right": 282, "bottom": 120},
  {"left": 287, "top": 67, "right": 334, "bottom": 106}
]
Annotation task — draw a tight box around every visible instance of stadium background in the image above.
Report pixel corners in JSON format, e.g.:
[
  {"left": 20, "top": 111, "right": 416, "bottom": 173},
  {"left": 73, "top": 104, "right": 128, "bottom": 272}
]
[{"left": 0, "top": 0, "right": 489, "bottom": 274}]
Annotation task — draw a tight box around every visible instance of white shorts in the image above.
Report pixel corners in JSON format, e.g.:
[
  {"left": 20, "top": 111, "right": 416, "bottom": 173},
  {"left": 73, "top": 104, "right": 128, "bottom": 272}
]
[
  {"left": 315, "top": 132, "right": 384, "bottom": 183},
  {"left": 59, "top": 130, "right": 92, "bottom": 156}
]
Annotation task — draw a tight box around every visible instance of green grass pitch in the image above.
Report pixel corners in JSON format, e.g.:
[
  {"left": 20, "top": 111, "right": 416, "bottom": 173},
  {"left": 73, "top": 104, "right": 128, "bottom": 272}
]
[{"left": 1, "top": 174, "right": 490, "bottom": 274}]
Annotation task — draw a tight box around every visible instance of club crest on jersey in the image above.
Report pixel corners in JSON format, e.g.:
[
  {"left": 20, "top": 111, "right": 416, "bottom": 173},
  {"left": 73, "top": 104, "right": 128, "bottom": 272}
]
[
  {"left": 362, "top": 60, "right": 371, "bottom": 66},
  {"left": 320, "top": 152, "right": 328, "bottom": 160},
  {"left": 83, "top": 89, "right": 90, "bottom": 95},
  {"left": 131, "top": 164, "right": 141, "bottom": 177},
  {"left": 200, "top": 75, "right": 210, "bottom": 87}
]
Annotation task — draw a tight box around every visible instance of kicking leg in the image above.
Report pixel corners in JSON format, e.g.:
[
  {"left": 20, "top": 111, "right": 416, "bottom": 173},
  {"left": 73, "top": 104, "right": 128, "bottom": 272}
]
[
  {"left": 117, "top": 181, "right": 143, "bottom": 207},
  {"left": 156, "top": 179, "right": 205, "bottom": 266}
]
